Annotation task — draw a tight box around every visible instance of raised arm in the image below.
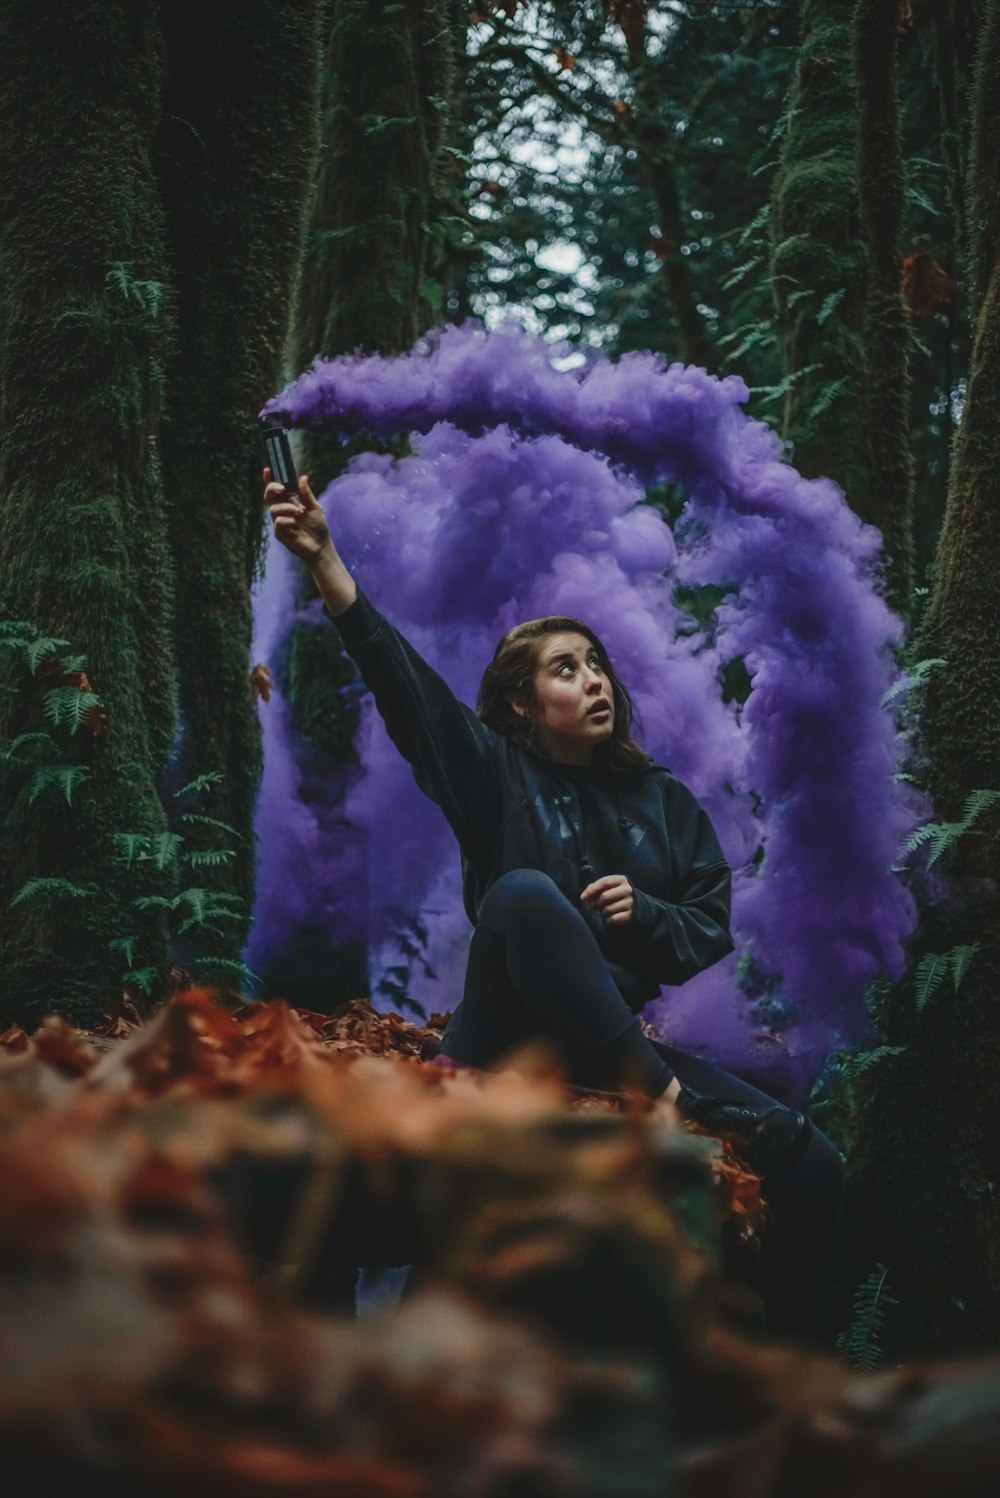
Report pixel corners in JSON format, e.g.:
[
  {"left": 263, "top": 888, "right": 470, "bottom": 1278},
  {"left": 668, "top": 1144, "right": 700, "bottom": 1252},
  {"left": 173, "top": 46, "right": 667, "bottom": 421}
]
[{"left": 265, "top": 470, "right": 500, "bottom": 854}]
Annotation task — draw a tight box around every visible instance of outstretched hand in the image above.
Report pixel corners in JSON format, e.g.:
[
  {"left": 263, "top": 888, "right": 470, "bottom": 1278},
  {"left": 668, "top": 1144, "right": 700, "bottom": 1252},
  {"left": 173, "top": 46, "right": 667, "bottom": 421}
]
[
  {"left": 580, "top": 874, "right": 634, "bottom": 925},
  {"left": 264, "top": 467, "right": 333, "bottom": 569}
]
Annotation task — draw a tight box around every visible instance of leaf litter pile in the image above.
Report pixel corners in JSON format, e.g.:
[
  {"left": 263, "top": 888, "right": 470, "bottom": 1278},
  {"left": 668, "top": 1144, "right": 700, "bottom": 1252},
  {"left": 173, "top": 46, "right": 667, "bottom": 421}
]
[{"left": 2, "top": 990, "right": 1000, "bottom": 1497}]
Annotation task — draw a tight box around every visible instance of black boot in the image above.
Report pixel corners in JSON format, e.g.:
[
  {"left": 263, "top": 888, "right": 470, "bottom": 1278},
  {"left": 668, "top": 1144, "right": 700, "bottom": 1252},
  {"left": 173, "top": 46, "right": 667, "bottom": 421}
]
[{"left": 676, "top": 1085, "right": 813, "bottom": 1175}]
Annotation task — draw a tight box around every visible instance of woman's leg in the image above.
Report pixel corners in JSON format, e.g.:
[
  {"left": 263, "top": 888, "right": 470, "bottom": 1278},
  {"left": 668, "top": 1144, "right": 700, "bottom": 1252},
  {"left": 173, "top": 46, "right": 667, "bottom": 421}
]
[
  {"left": 440, "top": 869, "right": 673, "bottom": 1096},
  {"left": 656, "top": 1043, "right": 845, "bottom": 1345}
]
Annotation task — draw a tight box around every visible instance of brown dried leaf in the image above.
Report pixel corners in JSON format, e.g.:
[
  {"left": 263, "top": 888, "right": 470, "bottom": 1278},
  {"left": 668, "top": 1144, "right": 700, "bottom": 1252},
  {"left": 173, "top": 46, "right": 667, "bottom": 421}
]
[
  {"left": 902, "top": 251, "right": 954, "bottom": 317},
  {"left": 554, "top": 45, "right": 576, "bottom": 71},
  {"left": 250, "top": 663, "right": 272, "bottom": 702}
]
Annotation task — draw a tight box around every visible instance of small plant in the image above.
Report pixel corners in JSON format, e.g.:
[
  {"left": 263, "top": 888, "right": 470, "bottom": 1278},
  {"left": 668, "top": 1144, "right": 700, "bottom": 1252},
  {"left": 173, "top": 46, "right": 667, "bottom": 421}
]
[
  {"left": 376, "top": 914, "right": 438, "bottom": 1021},
  {"left": 837, "top": 1262, "right": 897, "bottom": 1370},
  {"left": 902, "top": 789, "right": 1000, "bottom": 868}
]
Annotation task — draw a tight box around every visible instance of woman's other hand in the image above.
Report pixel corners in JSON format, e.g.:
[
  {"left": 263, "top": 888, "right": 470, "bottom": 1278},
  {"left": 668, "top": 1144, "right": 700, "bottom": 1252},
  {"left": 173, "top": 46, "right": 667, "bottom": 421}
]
[
  {"left": 265, "top": 467, "right": 333, "bottom": 569},
  {"left": 580, "top": 874, "right": 634, "bottom": 925}
]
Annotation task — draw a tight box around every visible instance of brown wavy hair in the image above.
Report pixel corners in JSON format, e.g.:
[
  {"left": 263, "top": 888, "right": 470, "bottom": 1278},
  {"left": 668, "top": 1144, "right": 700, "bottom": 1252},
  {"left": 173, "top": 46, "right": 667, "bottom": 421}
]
[{"left": 477, "top": 615, "right": 651, "bottom": 773}]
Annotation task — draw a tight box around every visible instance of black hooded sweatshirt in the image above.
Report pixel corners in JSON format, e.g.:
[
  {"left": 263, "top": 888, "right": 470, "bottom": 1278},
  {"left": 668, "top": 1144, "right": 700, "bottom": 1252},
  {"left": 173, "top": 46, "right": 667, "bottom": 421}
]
[{"left": 327, "top": 590, "right": 735, "bottom": 1011}]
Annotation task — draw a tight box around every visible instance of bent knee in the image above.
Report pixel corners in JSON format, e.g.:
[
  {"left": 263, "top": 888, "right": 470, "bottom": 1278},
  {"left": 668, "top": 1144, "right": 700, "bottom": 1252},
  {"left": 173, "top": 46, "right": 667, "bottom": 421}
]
[{"left": 480, "top": 868, "right": 565, "bottom": 923}]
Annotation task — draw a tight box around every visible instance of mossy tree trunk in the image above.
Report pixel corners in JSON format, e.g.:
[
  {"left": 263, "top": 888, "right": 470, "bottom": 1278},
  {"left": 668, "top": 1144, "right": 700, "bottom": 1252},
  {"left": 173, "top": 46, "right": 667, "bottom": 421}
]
[
  {"left": 840, "top": 0, "right": 1000, "bottom": 1358},
  {"left": 0, "top": 1, "right": 177, "bottom": 1026},
  {"left": 855, "top": 0, "right": 915, "bottom": 610},
  {"left": 770, "top": 0, "right": 869, "bottom": 507},
  {"left": 154, "top": 0, "right": 324, "bottom": 978},
  {"left": 619, "top": 10, "right": 713, "bottom": 371},
  {"left": 266, "top": 0, "right": 464, "bottom": 1009}
]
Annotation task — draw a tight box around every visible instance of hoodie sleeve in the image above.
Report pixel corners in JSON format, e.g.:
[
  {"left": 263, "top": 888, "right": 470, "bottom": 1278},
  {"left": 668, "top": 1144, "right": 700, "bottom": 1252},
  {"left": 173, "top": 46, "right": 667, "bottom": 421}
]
[
  {"left": 628, "top": 781, "right": 735, "bottom": 985},
  {"left": 324, "top": 590, "right": 501, "bottom": 856}
]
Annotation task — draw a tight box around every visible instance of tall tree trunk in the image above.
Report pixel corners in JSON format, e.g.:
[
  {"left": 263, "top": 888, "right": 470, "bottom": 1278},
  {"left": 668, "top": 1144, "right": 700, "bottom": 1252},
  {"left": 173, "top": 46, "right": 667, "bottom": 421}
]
[
  {"left": 840, "top": 0, "right": 1000, "bottom": 1357},
  {"left": 855, "top": 0, "right": 915, "bottom": 609},
  {"left": 0, "top": 0, "right": 176, "bottom": 1026},
  {"left": 770, "top": 0, "right": 869, "bottom": 505},
  {"left": 154, "top": 0, "right": 324, "bottom": 975},
  {"left": 266, "top": 0, "right": 464, "bottom": 1009},
  {"left": 620, "top": 10, "right": 713, "bottom": 370}
]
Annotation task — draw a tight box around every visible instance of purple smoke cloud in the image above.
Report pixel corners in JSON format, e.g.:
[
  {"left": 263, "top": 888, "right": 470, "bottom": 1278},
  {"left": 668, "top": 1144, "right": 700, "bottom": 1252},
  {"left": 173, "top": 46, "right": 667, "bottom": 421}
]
[{"left": 250, "top": 324, "right": 919, "bottom": 1099}]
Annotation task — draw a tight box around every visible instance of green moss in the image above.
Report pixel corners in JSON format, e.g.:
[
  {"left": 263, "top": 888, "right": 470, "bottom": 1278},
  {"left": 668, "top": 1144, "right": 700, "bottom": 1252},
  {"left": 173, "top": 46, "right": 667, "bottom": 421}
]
[
  {"left": 154, "top": 0, "right": 325, "bottom": 957},
  {"left": 0, "top": 0, "right": 176, "bottom": 1026}
]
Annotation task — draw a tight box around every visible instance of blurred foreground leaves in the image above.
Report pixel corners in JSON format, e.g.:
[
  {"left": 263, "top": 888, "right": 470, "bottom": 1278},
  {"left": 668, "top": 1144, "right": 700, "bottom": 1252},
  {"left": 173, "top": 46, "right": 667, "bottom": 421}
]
[{"left": 1, "top": 989, "right": 999, "bottom": 1496}]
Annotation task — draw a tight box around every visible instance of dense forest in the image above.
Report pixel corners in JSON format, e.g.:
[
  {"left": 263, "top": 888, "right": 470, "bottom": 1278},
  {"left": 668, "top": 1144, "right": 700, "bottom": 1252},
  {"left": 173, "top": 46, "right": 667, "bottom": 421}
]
[{"left": 2, "top": 2, "right": 1000, "bottom": 1488}]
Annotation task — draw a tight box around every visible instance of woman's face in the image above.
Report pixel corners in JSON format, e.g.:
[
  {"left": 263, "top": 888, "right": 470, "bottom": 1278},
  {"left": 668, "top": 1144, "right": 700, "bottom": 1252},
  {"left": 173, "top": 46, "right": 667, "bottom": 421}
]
[{"left": 518, "top": 631, "right": 615, "bottom": 765}]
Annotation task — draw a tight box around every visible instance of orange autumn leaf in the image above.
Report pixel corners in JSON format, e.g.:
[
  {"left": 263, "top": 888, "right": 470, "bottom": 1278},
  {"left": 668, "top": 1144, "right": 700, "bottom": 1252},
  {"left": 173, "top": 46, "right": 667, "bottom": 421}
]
[
  {"left": 612, "top": 99, "right": 631, "bottom": 117},
  {"left": 554, "top": 45, "right": 576, "bottom": 72},
  {"left": 902, "top": 251, "right": 954, "bottom": 317},
  {"left": 250, "top": 663, "right": 272, "bottom": 702}
]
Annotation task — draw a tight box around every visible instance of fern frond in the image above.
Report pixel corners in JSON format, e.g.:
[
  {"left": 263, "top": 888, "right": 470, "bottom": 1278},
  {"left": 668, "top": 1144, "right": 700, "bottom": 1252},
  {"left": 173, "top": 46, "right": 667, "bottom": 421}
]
[
  {"left": 837, "top": 1263, "right": 897, "bottom": 1370},
  {"left": 914, "top": 951, "right": 951, "bottom": 1012},
  {"left": 842, "top": 1043, "right": 905, "bottom": 1082},
  {"left": 25, "top": 636, "right": 71, "bottom": 672},
  {"left": 190, "top": 957, "right": 259, "bottom": 988},
  {"left": 149, "top": 832, "right": 183, "bottom": 871},
  {"left": 114, "top": 833, "right": 150, "bottom": 868},
  {"left": 950, "top": 942, "right": 981, "bottom": 993},
  {"left": 122, "top": 967, "right": 159, "bottom": 994},
  {"left": 41, "top": 686, "right": 102, "bottom": 733},
  {"left": 27, "top": 763, "right": 90, "bottom": 806},
  {"left": 0, "top": 732, "right": 56, "bottom": 762},
  {"left": 816, "top": 288, "right": 845, "bottom": 325},
  {"left": 806, "top": 375, "right": 850, "bottom": 420},
  {"left": 108, "top": 935, "right": 138, "bottom": 967},
  {"left": 183, "top": 848, "right": 237, "bottom": 868},
  {"left": 9, "top": 876, "right": 96, "bottom": 909},
  {"left": 175, "top": 771, "right": 225, "bottom": 798},
  {"left": 177, "top": 813, "right": 242, "bottom": 838}
]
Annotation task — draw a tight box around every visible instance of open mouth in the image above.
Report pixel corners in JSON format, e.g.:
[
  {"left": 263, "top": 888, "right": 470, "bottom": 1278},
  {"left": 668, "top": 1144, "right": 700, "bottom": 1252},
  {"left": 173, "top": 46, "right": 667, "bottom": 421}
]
[{"left": 587, "top": 702, "right": 611, "bottom": 718}]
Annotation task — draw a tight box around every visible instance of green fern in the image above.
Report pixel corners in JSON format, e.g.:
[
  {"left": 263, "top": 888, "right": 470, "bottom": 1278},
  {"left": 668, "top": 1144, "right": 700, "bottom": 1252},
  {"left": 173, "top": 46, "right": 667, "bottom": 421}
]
[
  {"left": 27, "top": 763, "right": 90, "bottom": 806},
  {"left": 842, "top": 1043, "right": 906, "bottom": 1083},
  {"left": 108, "top": 935, "right": 139, "bottom": 968},
  {"left": 190, "top": 956, "right": 259, "bottom": 989},
  {"left": 9, "top": 876, "right": 96, "bottom": 909},
  {"left": 837, "top": 1263, "right": 897, "bottom": 1370},
  {"left": 880, "top": 656, "right": 946, "bottom": 710},
  {"left": 41, "top": 686, "right": 102, "bottom": 733},
  {"left": 815, "top": 288, "right": 845, "bottom": 325},
  {"left": 914, "top": 942, "right": 981, "bottom": 1011},
  {"left": 25, "top": 635, "right": 71, "bottom": 672},
  {"left": 0, "top": 731, "right": 56, "bottom": 763},
  {"left": 114, "top": 833, "right": 151, "bottom": 868},
  {"left": 183, "top": 848, "right": 237, "bottom": 869},
  {"left": 149, "top": 832, "right": 183, "bottom": 871},
  {"left": 914, "top": 951, "right": 952, "bottom": 1011},
  {"left": 122, "top": 967, "right": 159, "bottom": 995},
  {"left": 175, "top": 771, "right": 225, "bottom": 798},
  {"left": 903, "top": 789, "right": 1000, "bottom": 867},
  {"left": 177, "top": 812, "right": 242, "bottom": 839}
]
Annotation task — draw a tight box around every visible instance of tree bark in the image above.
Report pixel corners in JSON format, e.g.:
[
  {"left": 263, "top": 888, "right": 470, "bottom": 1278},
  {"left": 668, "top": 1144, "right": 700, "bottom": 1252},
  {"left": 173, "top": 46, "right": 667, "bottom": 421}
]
[
  {"left": 841, "top": 0, "right": 1000, "bottom": 1358},
  {"left": 770, "top": 0, "right": 869, "bottom": 505},
  {"left": 855, "top": 0, "right": 915, "bottom": 609},
  {"left": 621, "top": 15, "right": 713, "bottom": 371},
  {"left": 268, "top": 0, "right": 465, "bottom": 1009},
  {"left": 154, "top": 0, "right": 324, "bottom": 969},
  {"left": 0, "top": 0, "right": 176, "bottom": 1025}
]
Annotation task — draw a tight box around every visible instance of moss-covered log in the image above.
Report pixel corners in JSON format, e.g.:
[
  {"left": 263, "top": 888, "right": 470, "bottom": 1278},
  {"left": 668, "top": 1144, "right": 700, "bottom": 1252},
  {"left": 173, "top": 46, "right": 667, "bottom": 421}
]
[
  {"left": 154, "top": 0, "right": 324, "bottom": 968},
  {"left": 855, "top": 0, "right": 915, "bottom": 609},
  {"left": 770, "top": 0, "right": 868, "bottom": 505},
  {"left": 840, "top": 0, "right": 1000, "bottom": 1357},
  {"left": 0, "top": 0, "right": 176, "bottom": 1025}
]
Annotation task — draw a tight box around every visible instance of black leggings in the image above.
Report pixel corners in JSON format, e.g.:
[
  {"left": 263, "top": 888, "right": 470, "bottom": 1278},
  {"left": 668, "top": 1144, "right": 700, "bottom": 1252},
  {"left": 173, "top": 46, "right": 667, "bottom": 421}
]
[{"left": 440, "top": 869, "right": 844, "bottom": 1342}]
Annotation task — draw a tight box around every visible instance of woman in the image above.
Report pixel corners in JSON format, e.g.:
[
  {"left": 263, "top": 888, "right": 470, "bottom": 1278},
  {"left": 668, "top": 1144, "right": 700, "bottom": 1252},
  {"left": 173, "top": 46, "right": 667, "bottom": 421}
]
[{"left": 266, "top": 470, "right": 844, "bottom": 1341}]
